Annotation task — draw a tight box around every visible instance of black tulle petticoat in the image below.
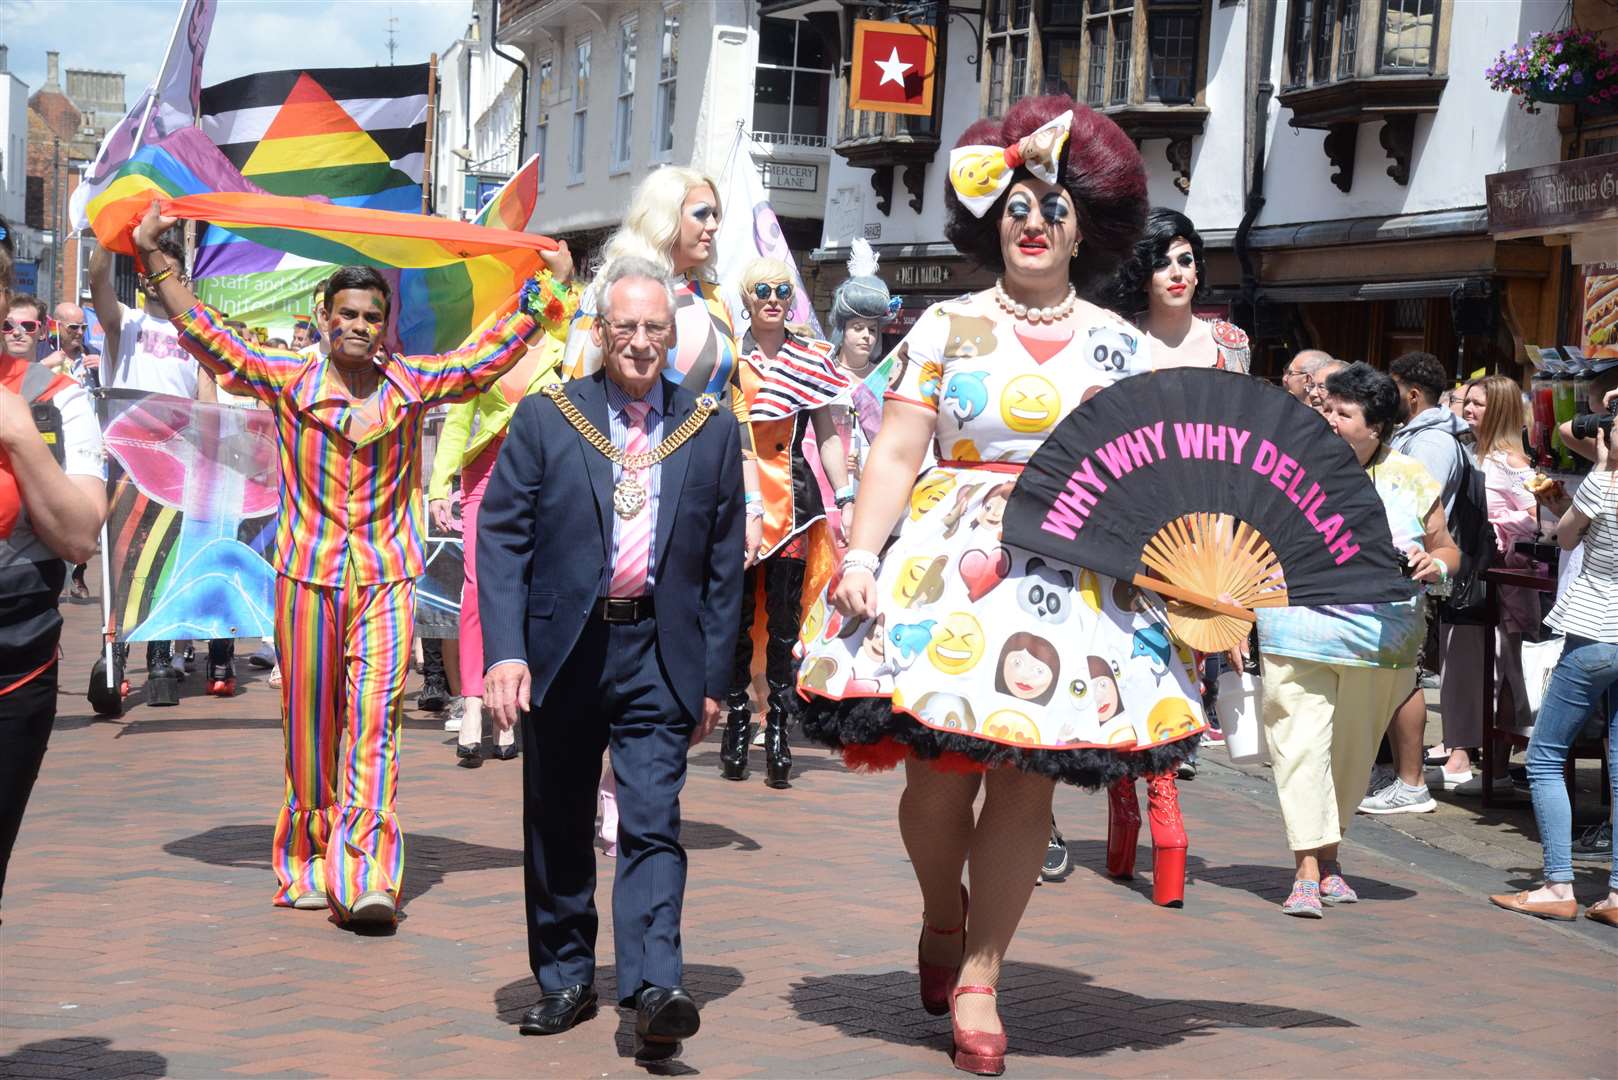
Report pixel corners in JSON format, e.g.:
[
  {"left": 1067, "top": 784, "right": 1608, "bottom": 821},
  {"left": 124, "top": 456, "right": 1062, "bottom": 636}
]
[{"left": 799, "top": 694, "right": 1200, "bottom": 789}]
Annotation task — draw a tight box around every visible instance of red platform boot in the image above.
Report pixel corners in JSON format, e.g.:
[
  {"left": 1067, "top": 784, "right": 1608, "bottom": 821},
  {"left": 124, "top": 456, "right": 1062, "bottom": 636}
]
[
  {"left": 1145, "top": 772, "right": 1188, "bottom": 907},
  {"left": 1106, "top": 777, "right": 1141, "bottom": 879}
]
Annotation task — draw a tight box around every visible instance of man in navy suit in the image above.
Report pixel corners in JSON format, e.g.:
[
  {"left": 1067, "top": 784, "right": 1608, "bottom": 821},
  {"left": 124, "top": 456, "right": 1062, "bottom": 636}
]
[{"left": 478, "top": 257, "right": 745, "bottom": 1060}]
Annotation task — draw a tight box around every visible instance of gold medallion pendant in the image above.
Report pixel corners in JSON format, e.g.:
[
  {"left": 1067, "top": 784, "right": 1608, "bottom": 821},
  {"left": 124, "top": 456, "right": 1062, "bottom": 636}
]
[
  {"left": 542, "top": 385, "right": 720, "bottom": 520},
  {"left": 613, "top": 472, "right": 648, "bottom": 519}
]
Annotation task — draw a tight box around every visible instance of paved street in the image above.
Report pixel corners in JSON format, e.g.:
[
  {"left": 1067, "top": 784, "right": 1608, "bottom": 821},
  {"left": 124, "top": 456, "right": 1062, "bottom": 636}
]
[{"left": 2, "top": 588, "right": 1615, "bottom": 1079}]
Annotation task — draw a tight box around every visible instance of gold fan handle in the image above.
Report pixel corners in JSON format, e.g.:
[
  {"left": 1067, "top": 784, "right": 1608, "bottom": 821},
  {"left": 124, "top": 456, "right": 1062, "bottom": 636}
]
[{"left": 1132, "top": 574, "right": 1258, "bottom": 624}]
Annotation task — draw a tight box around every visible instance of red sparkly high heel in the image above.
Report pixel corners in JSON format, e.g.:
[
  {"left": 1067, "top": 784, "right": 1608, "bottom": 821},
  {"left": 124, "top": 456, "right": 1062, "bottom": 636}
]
[
  {"left": 918, "top": 884, "right": 968, "bottom": 1016},
  {"left": 1146, "top": 772, "right": 1188, "bottom": 907},
  {"left": 950, "top": 985, "right": 1006, "bottom": 1076},
  {"left": 1106, "top": 777, "right": 1141, "bottom": 879}
]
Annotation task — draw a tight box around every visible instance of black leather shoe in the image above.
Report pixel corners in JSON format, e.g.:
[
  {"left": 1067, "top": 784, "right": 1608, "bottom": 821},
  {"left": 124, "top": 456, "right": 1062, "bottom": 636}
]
[
  {"left": 634, "top": 985, "right": 700, "bottom": 1060},
  {"left": 456, "top": 742, "right": 482, "bottom": 769},
  {"left": 519, "top": 985, "right": 598, "bottom": 1036}
]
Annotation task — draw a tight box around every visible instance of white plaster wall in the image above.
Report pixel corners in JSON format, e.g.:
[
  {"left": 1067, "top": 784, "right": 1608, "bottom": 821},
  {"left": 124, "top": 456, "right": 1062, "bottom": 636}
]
[
  {"left": 0, "top": 74, "right": 27, "bottom": 224},
  {"left": 1256, "top": 0, "right": 1565, "bottom": 227},
  {"left": 1142, "top": 1, "right": 1249, "bottom": 231},
  {"left": 818, "top": 17, "right": 982, "bottom": 251}
]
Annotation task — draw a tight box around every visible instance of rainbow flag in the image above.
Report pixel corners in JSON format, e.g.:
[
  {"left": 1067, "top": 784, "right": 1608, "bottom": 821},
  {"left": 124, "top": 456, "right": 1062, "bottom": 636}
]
[
  {"left": 81, "top": 128, "right": 267, "bottom": 256},
  {"left": 154, "top": 192, "right": 558, "bottom": 354},
  {"left": 473, "top": 154, "right": 540, "bottom": 231}
]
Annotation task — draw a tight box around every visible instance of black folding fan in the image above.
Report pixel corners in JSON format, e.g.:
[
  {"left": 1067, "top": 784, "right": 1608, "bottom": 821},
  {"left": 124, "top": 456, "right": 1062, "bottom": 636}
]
[{"left": 1003, "top": 368, "right": 1417, "bottom": 651}]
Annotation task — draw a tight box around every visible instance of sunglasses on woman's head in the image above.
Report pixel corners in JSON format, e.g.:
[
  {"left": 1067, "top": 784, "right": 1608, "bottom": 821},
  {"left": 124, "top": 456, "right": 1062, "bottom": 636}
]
[
  {"left": 3, "top": 319, "right": 40, "bottom": 334},
  {"left": 752, "top": 282, "right": 792, "bottom": 301}
]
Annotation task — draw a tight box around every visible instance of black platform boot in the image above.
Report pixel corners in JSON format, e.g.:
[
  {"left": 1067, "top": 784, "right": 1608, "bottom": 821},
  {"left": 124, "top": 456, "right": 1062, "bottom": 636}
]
[
  {"left": 145, "top": 640, "right": 180, "bottom": 707},
  {"left": 207, "top": 639, "right": 236, "bottom": 697},
  {"left": 763, "top": 694, "right": 794, "bottom": 789},
  {"left": 762, "top": 556, "right": 805, "bottom": 790},
  {"left": 418, "top": 638, "right": 449, "bottom": 712},
  {"left": 719, "top": 691, "right": 754, "bottom": 781}
]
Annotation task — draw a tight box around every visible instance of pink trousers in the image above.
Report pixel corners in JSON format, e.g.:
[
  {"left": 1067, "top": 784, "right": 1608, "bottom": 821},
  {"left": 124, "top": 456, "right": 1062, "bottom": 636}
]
[{"left": 458, "top": 438, "right": 503, "bottom": 698}]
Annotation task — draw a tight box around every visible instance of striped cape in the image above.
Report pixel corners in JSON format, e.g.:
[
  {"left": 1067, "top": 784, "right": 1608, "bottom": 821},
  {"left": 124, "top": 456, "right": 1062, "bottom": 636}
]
[{"left": 745, "top": 334, "right": 851, "bottom": 421}]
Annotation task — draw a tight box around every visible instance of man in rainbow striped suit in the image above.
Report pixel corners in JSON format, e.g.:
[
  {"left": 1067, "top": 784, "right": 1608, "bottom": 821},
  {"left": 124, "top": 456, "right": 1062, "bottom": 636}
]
[{"left": 131, "top": 202, "right": 573, "bottom": 927}]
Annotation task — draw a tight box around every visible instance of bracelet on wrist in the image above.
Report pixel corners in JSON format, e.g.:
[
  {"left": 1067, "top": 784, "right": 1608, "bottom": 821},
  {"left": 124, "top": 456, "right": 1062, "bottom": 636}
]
[
  {"left": 841, "top": 549, "right": 880, "bottom": 576},
  {"left": 142, "top": 264, "right": 175, "bottom": 289}
]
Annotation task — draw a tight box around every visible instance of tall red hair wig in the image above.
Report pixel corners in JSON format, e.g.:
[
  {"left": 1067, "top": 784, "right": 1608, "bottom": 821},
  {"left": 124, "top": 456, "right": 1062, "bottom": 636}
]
[{"left": 943, "top": 96, "right": 1148, "bottom": 293}]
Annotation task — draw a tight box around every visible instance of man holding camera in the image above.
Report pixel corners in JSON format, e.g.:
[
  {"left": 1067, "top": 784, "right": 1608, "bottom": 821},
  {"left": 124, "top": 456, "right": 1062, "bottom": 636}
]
[{"left": 0, "top": 289, "right": 110, "bottom": 910}]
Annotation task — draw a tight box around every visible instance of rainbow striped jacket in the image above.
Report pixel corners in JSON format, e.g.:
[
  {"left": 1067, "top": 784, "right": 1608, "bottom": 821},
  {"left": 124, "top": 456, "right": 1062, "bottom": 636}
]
[{"left": 172, "top": 301, "right": 539, "bottom": 586}]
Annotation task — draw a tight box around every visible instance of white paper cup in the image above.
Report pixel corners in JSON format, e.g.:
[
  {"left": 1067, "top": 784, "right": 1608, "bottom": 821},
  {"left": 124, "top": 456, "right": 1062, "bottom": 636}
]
[{"left": 1215, "top": 671, "right": 1268, "bottom": 764}]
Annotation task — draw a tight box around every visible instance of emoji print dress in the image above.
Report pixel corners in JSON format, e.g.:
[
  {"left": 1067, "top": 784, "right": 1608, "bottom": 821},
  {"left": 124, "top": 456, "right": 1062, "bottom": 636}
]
[{"left": 797, "top": 295, "right": 1206, "bottom": 786}]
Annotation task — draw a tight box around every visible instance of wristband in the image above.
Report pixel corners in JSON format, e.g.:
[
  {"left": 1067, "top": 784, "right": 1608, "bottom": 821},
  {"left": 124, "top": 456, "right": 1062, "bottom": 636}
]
[
  {"left": 842, "top": 549, "right": 880, "bottom": 576},
  {"left": 745, "top": 502, "right": 765, "bottom": 520}
]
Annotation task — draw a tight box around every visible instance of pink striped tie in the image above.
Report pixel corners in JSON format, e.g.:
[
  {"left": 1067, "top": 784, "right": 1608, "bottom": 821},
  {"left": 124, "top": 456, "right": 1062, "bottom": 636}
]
[{"left": 608, "top": 400, "right": 653, "bottom": 597}]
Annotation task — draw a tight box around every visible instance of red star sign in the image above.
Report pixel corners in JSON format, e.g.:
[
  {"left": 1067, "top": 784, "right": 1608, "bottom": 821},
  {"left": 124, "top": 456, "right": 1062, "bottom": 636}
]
[{"left": 849, "top": 19, "right": 937, "bottom": 116}]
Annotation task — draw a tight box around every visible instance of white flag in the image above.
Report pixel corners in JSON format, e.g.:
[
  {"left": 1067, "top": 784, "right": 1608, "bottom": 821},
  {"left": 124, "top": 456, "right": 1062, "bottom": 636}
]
[
  {"left": 70, "top": 0, "right": 216, "bottom": 230},
  {"left": 713, "top": 134, "right": 823, "bottom": 340}
]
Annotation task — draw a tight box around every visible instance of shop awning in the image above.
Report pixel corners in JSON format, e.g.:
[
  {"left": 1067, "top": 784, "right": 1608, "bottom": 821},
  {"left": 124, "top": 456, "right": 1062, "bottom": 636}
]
[{"left": 1257, "top": 276, "right": 1490, "bottom": 303}]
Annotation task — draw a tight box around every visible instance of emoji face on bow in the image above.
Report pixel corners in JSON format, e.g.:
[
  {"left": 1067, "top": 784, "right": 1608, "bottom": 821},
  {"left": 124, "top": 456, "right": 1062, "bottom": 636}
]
[
  {"left": 927, "top": 612, "right": 985, "bottom": 675},
  {"left": 949, "top": 149, "right": 1013, "bottom": 203}
]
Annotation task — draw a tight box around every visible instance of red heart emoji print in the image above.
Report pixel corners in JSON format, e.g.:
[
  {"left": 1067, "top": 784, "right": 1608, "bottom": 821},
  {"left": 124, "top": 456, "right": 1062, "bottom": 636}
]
[{"left": 959, "top": 547, "right": 1011, "bottom": 601}]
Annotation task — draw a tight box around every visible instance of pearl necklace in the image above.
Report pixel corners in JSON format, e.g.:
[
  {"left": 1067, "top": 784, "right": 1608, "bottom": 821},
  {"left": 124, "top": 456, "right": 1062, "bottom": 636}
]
[{"left": 993, "top": 279, "right": 1077, "bottom": 324}]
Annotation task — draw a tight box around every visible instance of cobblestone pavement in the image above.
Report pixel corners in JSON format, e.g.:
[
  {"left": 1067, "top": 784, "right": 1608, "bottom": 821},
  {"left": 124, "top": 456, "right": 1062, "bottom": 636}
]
[{"left": 1, "top": 589, "right": 1614, "bottom": 1079}]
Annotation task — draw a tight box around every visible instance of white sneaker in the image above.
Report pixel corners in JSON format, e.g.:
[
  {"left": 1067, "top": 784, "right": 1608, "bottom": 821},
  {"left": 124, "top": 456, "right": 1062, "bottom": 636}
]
[
  {"left": 1364, "top": 763, "right": 1396, "bottom": 797},
  {"left": 1426, "top": 767, "right": 1473, "bottom": 791},
  {"left": 443, "top": 696, "right": 465, "bottom": 732},
  {"left": 1358, "top": 780, "right": 1438, "bottom": 815}
]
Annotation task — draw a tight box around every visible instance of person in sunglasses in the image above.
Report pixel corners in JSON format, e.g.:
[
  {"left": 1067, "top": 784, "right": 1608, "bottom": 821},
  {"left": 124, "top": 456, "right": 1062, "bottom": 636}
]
[
  {"left": 39, "top": 302, "right": 102, "bottom": 600},
  {"left": 0, "top": 289, "right": 110, "bottom": 912},
  {"left": 42, "top": 303, "right": 101, "bottom": 392},
  {"left": 718, "top": 259, "right": 851, "bottom": 788}
]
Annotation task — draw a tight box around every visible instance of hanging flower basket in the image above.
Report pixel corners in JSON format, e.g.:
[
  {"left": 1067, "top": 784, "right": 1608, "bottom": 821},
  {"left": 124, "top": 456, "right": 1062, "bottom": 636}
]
[{"left": 1486, "top": 28, "right": 1618, "bottom": 112}]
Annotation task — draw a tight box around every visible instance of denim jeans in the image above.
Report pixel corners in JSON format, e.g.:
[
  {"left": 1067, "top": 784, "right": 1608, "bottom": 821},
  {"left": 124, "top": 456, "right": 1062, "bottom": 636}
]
[{"left": 1525, "top": 636, "right": 1618, "bottom": 891}]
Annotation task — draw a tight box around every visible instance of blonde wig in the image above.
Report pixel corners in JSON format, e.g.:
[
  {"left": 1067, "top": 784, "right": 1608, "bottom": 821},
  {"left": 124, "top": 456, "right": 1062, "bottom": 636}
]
[
  {"left": 597, "top": 166, "right": 724, "bottom": 282},
  {"left": 738, "top": 256, "right": 795, "bottom": 298}
]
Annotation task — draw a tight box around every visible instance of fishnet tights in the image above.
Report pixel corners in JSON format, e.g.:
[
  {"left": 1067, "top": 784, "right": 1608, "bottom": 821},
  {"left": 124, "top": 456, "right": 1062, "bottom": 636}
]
[{"left": 899, "top": 758, "right": 1055, "bottom": 1033}]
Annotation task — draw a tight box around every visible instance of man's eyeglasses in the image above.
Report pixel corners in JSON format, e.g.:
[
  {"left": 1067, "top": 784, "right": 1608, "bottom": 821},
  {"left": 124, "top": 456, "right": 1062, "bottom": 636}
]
[
  {"left": 752, "top": 282, "right": 793, "bottom": 301},
  {"left": 2, "top": 319, "right": 41, "bottom": 334},
  {"left": 605, "top": 319, "right": 672, "bottom": 342}
]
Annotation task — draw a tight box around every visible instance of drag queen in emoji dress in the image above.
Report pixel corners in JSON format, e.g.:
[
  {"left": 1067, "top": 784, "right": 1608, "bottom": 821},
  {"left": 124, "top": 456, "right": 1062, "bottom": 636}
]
[{"left": 797, "top": 98, "right": 1204, "bottom": 1077}]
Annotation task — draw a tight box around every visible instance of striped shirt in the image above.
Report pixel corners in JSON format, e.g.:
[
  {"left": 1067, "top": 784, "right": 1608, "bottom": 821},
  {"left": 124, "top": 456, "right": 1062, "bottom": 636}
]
[
  {"left": 603, "top": 377, "right": 664, "bottom": 592},
  {"left": 1547, "top": 470, "right": 1618, "bottom": 644},
  {"left": 171, "top": 302, "right": 537, "bottom": 586}
]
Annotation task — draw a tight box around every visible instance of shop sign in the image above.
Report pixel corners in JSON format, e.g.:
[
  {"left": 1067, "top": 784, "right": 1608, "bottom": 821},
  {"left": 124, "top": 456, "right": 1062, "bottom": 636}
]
[
  {"left": 760, "top": 163, "right": 819, "bottom": 192},
  {"left": 1486, "top": 152, "right": 1618, "bottom": 238},
  {"left": 893, "top": 263, "right": 951, "bottom": 287},
  {"left": 1583, "top": 262, "right": 1618, "bottom": 359}
]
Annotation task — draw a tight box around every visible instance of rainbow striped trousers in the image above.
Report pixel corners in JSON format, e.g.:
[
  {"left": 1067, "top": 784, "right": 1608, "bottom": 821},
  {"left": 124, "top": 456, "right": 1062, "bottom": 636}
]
[{"left": 271, "top": 571, "right": 413, "bottom": 917}]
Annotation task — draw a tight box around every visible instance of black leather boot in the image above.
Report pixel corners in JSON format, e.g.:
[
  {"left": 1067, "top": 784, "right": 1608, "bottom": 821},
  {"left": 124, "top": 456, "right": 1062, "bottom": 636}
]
[
  {"left": 762, "top": 556, "right": 805, "bottom": 789},
  {"left": 146, "top": 640, "right": 180, "bottom": 707},
  {"left": 719, "top": 692, "right": 754, "bottom": 781},
  {"left": 763, "top": 704, "right": 793, "bottom": 789}
]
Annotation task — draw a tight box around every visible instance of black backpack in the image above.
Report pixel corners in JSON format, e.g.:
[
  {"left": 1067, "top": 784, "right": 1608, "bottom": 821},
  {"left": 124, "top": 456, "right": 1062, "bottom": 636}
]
[{"left": 1437, "top": 445, "right": 1496, "bottom": 625}]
